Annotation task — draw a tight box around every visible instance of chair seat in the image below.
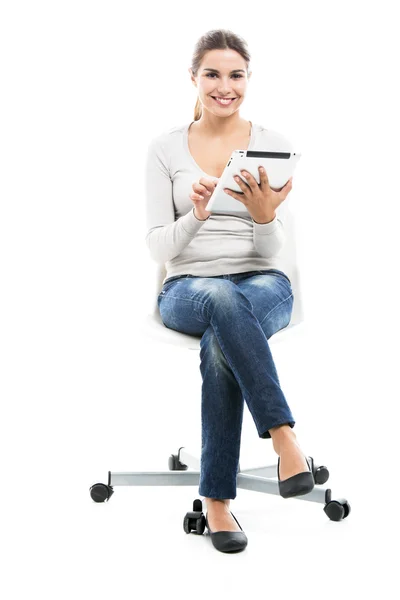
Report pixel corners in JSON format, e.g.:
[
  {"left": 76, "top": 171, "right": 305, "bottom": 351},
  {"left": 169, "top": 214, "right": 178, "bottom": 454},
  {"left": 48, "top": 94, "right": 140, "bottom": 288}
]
[{"left": 139, "top": 310, "right": 306, "bottom": 350}]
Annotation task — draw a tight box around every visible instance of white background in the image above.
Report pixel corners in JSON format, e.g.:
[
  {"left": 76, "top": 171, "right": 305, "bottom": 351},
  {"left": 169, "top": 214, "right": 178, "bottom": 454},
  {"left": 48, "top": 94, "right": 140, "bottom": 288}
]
[{"left": 1, "top": 1, "right": 398, "bottom": 597}]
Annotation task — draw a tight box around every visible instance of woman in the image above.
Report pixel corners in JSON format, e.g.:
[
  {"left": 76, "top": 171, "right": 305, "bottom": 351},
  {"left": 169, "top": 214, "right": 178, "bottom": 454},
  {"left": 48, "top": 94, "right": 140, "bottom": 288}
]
[{"left": 145, "top": 29, "right": 314, "bottom": 553}]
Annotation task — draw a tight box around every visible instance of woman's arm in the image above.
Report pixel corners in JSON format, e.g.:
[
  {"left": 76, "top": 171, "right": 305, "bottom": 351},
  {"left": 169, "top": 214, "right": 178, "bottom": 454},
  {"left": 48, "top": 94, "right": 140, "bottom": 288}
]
[{"left": 145, "top": 136, "right": 207, "bottom": 263}]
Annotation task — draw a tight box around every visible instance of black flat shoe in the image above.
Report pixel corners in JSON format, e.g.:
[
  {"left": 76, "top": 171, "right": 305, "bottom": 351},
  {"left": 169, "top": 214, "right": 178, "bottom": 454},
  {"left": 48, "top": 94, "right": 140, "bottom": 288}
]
[
  {"left": 205, "top": 510, "right": 248, "bottom": 553},
  {"left": 277, "top": 454, "right": 315, "bottom": 498}
]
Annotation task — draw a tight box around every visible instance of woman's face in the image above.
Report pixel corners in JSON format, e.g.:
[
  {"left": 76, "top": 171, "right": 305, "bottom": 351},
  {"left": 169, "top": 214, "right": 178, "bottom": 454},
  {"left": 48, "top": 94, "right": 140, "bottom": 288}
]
[{"left": 190, "top": 48, "right": 250, "bottom": 117}]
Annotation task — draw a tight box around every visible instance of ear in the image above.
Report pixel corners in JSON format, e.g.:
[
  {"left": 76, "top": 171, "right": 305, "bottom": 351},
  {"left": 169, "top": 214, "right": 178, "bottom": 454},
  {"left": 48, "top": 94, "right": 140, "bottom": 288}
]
[{"left": 188, "top": 67, "right": 197, "bottom": 87}]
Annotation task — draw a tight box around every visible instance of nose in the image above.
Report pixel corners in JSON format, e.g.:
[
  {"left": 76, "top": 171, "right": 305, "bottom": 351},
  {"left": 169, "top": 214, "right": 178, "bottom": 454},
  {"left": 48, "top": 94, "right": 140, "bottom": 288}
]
[
  {"left": 215, "top": 77, "right": 236, "bottom": 95},
  {"left": 216, "top": 87, "right": 234, "bottom": 96}
]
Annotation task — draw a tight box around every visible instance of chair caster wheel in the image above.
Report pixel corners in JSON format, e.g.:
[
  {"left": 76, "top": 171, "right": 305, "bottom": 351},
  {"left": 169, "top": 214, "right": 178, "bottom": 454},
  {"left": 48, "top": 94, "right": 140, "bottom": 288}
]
[
  {"left": 323, "top": 489, "right": 351, "bottom": 521},
  {"left": 89, "top": 483, "right": 114, "bottom": 503},
  {"left": 309, "top": 457, "right": 329, "bottom": 485},
  {"left": 168, "top": 447, "right": 188, "bottom": 471},
  {"left": 314, "top": 464, "right": 329, "bottom": 485},
  {"left": 183, "top": 498, "right": 206, "bottom": 535}
]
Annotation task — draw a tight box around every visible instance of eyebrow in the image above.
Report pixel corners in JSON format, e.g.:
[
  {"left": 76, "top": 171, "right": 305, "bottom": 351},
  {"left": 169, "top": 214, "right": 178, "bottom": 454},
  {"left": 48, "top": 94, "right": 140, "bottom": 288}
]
[{"left": 203, "top": 68, "right": 246, "bottom": 74}]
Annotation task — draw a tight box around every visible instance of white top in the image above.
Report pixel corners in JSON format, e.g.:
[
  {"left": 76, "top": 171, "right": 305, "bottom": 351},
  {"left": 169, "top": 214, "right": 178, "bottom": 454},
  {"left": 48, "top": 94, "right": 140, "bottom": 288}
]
[{"left": 145, "top": 121, "right": 294, "bottom": 284}]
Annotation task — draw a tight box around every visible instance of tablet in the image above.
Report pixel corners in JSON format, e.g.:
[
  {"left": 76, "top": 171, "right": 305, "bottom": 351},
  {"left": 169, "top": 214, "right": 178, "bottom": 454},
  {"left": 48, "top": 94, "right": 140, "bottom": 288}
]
[{"left": 205, "top": 149, "right": 301, "bottom": 215}]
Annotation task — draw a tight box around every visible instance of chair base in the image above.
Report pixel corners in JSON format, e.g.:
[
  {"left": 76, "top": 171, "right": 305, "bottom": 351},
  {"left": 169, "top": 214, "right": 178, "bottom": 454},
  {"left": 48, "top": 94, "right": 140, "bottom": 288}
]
[{"left": 89, "top": 447, "right": 352, "bottom": 521}]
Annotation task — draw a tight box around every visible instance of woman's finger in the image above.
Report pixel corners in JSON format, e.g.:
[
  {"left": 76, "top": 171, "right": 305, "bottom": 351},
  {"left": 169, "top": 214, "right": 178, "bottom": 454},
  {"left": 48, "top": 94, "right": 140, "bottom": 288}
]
[
  {"left": 198, "top": 177, "right": 218, "bottom": 195},
  {"left": 240, "top": 170, "right": 258, "bottom": 191},
  {"left": 233, "top": 174, "right": 247, "bottom": 190},
  {"left": 193, "top": 183, "right": 213, "bottom": 196},
  {"left": 283, "top": 178, "right": 293, "bottom": 193},
  {"left": 259, "top": 167, "right": 270, "bottom": 189}
]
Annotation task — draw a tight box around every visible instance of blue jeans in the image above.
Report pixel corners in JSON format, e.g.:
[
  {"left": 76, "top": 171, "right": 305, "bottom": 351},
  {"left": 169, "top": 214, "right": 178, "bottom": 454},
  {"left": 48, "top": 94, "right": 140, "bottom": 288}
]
[{"left": 157, "top": 269, "right": 296, "bottom": 500}]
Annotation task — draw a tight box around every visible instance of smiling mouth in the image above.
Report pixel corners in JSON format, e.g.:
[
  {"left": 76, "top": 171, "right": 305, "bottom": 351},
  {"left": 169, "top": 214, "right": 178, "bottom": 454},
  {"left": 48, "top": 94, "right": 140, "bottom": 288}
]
[{"left": 211, "top": 96, "right": 237, "bottom": 105}]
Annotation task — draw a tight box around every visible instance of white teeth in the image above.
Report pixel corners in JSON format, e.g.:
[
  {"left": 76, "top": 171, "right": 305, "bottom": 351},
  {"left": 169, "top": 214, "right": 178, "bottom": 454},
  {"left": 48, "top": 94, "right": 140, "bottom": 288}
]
[{"left": 213, "top": 97, "right": 235, "bottom": 104}]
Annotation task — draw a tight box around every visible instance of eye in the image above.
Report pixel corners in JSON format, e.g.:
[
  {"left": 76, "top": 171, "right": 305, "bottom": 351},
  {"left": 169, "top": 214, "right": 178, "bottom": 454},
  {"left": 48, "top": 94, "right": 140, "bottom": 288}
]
[{"left": 206, "top": 73, "right": 243, "bottom": 78}]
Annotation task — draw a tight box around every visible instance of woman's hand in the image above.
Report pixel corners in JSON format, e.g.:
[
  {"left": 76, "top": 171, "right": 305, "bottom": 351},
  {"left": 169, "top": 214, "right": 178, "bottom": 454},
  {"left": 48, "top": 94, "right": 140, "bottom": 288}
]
[
  {"left": 224, "top": 167, "right": 293, "bottom": 223},
  {"left": 190, "top": 177, "right": 218, "bottom": 220}
]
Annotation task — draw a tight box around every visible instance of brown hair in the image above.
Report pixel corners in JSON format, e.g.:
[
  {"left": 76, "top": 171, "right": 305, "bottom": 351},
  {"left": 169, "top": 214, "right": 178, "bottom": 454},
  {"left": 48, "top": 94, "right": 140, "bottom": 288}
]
[{"left": 190, "top": 29, "right": 251, "bottom": 122}]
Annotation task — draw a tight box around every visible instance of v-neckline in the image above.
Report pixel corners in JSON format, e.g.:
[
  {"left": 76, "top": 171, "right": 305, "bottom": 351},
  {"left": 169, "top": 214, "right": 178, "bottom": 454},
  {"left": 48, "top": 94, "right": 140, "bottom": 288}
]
[{"left": 183, "top": 120, "right": 256, "bottom": 178}]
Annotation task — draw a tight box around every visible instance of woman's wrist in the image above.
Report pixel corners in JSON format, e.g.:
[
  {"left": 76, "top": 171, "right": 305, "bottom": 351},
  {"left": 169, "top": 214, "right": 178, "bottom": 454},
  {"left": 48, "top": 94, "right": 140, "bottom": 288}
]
[
  {"left": 193, "top": 207, "right": 210, "bottom": 221},
  {"left": 252, "top": 212, "right": 276, "bottom": 224}
]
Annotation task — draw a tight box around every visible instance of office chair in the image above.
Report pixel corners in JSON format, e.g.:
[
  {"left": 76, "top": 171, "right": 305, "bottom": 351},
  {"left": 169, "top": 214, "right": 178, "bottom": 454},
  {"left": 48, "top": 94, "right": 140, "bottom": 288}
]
[{"left": 89, "top": 207, "right": 351, "bottom": 529}]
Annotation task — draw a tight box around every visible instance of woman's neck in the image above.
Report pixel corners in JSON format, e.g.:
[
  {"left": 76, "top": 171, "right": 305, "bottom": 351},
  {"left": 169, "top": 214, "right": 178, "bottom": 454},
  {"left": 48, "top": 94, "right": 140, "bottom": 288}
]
[{"left": 190, "top": 115, "right": 251, "bottom": 140}]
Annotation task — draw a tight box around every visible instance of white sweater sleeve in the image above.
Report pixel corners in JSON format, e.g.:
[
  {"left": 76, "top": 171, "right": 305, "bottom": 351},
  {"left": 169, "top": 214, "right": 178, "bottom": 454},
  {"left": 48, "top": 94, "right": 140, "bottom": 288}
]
[
  {"left": 252, "top": 213, "right": 286, "bottom": 258},
  {"left": 144, "top": 136, "right": 208, "bottom": 264}
]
